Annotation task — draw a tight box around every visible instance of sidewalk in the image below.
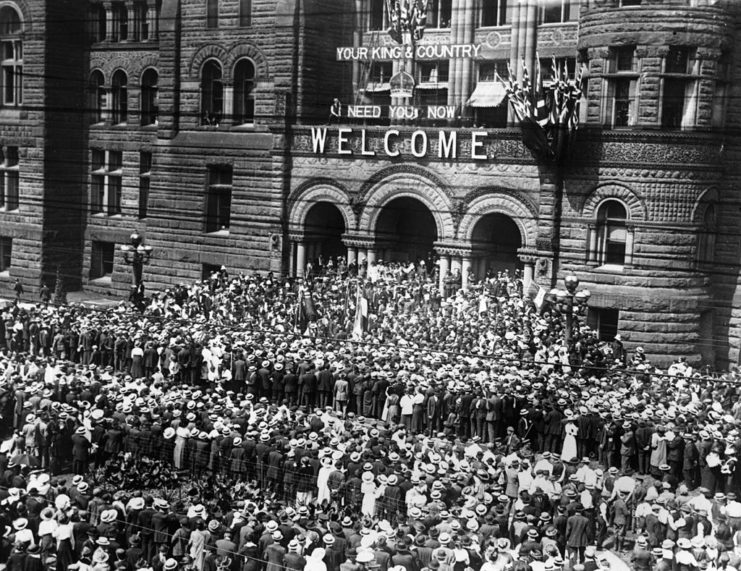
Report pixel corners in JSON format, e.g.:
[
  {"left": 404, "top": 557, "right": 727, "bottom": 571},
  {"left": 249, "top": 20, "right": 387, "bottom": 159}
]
[{"left": 0, "top": 290, "right": 122, "bottom": 310}]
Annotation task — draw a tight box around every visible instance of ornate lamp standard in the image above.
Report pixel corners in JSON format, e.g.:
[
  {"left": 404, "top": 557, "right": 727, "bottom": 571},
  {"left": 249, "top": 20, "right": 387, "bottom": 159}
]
[
  {"left": 550, "top": 274, "right": 591, "bottom": 346},
  {"left": 120, "top": 232, "right": 153, "bottom": 310}
]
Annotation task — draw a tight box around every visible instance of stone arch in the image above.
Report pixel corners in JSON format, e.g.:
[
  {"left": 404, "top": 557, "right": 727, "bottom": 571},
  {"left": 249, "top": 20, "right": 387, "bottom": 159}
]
[
  {"left": 188, "top": 44, "right": 229, "bottom": 79},
  {"left": 227, "top": 43, "right": 270, "bottom": 80},
  {"left": 89, "top": 56, "right": 132, "bottom": 81},
  {"left": 131, "top": 54, "right": 160, "bottom": 86},
  {"left": 457, "top": 193, "right": 538, "bottom": 249},
  {"left": 691, "top": 187, "right": 719, "bottom": 225},
  {"left": 359, "top": 171, "right": 455, "bottom": 241},
  {"left": 0, "top": 0, "right": 30, "bottom": 32},
  {"left": 289, "top": 180, "right": 354, "bottom": 233},
  {"left": 582, "top": 183, "right": 646, "bottom": 221},
  {"left": 358, "top": 164, "right": 454, "bottom": 204}
]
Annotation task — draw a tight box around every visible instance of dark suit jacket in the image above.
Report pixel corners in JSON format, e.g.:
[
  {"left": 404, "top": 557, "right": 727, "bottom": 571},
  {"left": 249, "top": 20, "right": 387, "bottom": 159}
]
[{"left": 565, "top": 513, "right": 591, "bottom": 547}]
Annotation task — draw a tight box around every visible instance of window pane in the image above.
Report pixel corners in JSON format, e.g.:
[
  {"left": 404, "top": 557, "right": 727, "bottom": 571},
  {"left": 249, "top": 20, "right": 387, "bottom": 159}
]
[
  {"left": 6, "top": 170, "right": 17, "bottom": 209},
  {"left": 108, "top": 176, "right": 121, "bottom": 215},
  {"left": 91, "top": 175, "right": 104, "bottom": 212},
  {"left": 207, "top": 0, "right": 218, "bottom": 28},
  {"left": 0, "top": 236, "right": 11, "bottom": 271},
  {"left": 662, "top": 78, "right": 686, "bottom": 129},
  {"left": 139, "top": 177, "right": 149, "bottom": 219},
  {"left": 240, "top": 0, "right": 252, "bottom": 26}
]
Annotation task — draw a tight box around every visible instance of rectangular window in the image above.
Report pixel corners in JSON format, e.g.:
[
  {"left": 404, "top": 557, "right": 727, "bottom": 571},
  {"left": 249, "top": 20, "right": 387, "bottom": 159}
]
[
  {"left": 240, "top": 0, "right": 252, "bottom": 26},
  {"left": 481, "top": 0, "right": 510, "bottom": 26},
  {"left": 90, "top": 241, "right": 115, "bottom": 280},
  {"left": 615, "top": 46, "right": 635, "bottom": 72},
  {"left": 587, "top": 308, "right": 620, "bottom": 342},
  {"left": 427, "top": 0, "right": 452, "bottom": 28},
  {"left": 666, "top": 47, "right": 690, "bottom": 74},
  {"left": 418, "top": 61, "right": 449, "bottom": 84},
  {"left": 479, "top": 61, "right": 509, "bottom": 82},
  {"left": 1, "top": 39, "right": 22, "bottom": 106},
  {"left": 540, "top": 0, "right": 578, "bottom": 24},
  {"left": 139, "top": 151, "right": 151, "bottom": 219},
  {"left": 207, "top": 0, "right": 219, "bottom": 28},
  {"left": 369, "top": 62, "right": 393, "bottom": 84},
  {"left": 133, "top": 1, "right": 148, "bottom": 41},
  {"left": 0, "top": 146, "right": 19, "bottom": 210},
  {"left": 369, "top": 0, "right": 385, "bottom": 30},
  {"left": 0, "top": 236, "right": 11, "bottom": 272},
  {"left": 662, "top": 78, "right": 686, "bottom": 129},
  {"left": 613, "top": 79, "right": 631, "bottom": 127},
  {"left": 90, "top": 149, "right": 122, "bottom": 216},
  {"left": 112, "top": 2, "right": 128, "bottom": 41},
  {"left": 205, "top": 165, "right": 232, "bottom": 233}
]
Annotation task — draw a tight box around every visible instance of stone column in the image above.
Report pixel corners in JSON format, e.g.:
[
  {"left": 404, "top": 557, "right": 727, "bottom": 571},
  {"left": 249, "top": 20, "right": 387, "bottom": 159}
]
[
  {"left": 296, "top": 242, "right": 307, "bottom": 278},
  {"left": 366, "top": 249, "right": 376, "bottom": 265},
  {"left": 438, "top": 256, "right": 450, "bottom": 296},
  {"left": 347, "top": 247, "right": 357, "bottom": 266},
  {"left": 288, "top": 240, "right": 296, "bottom": 277},
  {"left": 517, "top": 248, "right": 538, "bottom": 296},
  {"left": 461, "top": 256, "right": 472, "bottom": 289}
]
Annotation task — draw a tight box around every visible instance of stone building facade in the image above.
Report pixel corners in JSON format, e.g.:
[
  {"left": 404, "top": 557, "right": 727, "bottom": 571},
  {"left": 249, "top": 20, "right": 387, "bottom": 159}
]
[{"left": 0, "top": 0, "right": 740, "bottom": 367}]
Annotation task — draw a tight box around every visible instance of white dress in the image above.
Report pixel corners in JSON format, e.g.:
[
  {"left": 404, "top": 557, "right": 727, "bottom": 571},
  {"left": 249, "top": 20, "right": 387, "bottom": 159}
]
[
  {"left": 316, "top": 465, "right": 333, "bottom": 505},
  {"left": 361, "top": 481, "right": 378, "bottom": 516},
  {"left": 561, "top": 422, "right": 578, "bottom": 461}
]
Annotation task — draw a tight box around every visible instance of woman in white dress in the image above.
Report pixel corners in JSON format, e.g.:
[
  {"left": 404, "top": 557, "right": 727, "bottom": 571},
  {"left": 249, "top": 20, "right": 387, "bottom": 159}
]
[
  {"left": 561, "top": 412, "right": 578, "bottom": 461},
  {"left": 360, "top": 471, "right": 379, "bottom": 517},
  {"left": 316, "top": 457, "right": 334, "bottom": 506},
  {"left": 173, "top": 426, "right": 190, "bottom": 469}
]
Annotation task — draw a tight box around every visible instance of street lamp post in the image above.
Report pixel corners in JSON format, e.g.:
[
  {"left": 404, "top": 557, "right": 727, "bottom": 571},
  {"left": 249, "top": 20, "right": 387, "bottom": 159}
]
[
  {"left": 550, "top": 274, "right": 591, "bottom": 346},
  {"left": 121, "top": 232, "right": 153, "bottom": 310}
]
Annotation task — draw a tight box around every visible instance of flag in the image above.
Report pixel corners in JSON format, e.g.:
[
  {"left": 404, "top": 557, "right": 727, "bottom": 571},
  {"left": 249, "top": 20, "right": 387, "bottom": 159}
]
[
  {"left": 386, "top": 0, "right": 402, "bottom": 43},
  {"left": 533, "top": 286, "right": 547, "bottom": 310},
  {"left": 534, "top": 57, "right": 549, "bottom": 128},
  {"left": 413, "top": 0, "right": 428, "bottom": 40},
  {"left": 352, "top": 287, "right": 368, "bottom": 340}
]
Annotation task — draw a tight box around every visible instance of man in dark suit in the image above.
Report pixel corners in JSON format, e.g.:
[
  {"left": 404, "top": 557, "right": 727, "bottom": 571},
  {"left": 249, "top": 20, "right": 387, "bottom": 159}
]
[
  {"left": 70, "top": 426, "right": 91, "bottom": 475},
  {"left": 683, "top": 432, "right": 700, "bottom": 489},
  {"left": 565, "top": 503, "right": 591, "bottom": 564}
]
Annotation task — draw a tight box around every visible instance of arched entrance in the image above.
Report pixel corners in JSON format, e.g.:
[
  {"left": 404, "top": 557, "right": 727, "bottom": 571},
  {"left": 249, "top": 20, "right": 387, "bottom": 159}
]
[
  {"left": 471, "top": 213, "right": 522, "bottom": 279},
  {"left": 375, "top": 197, "right": 437, "bottom": 263},
  {"left": 304, "top": 202, "right": 346, "bottom": 267}
]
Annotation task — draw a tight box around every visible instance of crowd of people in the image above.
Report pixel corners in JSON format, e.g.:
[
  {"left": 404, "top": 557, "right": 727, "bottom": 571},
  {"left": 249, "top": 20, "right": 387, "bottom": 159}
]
[{"left": 0, "top": 260, "right": 739, "bottom": 571}]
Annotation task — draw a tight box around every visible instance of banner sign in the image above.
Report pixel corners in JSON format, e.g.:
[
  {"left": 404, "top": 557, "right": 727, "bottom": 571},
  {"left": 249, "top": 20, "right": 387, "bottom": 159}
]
[
  {"left": 347, "top": 105, "right": 456, "bottom": 120},
  {"left": 309, "top": 127, "right": 493, "bottom": 160},
  {"left": 337, "top": 43, "right": 482, "bottom": 61}
]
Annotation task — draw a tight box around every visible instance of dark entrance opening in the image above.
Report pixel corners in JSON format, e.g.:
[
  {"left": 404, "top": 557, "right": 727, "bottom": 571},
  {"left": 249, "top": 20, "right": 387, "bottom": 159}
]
[
  {"left": 304, "top": 202, "right": 346, "bottom": 267},
  {"left": 375, "top": 197, "right": 437, "bottom": 263},
  {"left": 470, "top": 213, "right": 522, "bottom": 279}
]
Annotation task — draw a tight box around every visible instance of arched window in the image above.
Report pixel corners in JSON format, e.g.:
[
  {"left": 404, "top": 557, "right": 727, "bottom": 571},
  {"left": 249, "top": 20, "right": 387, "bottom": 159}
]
[
  {"left": 140, "top": 68, "right": 158, "bottom": 125},
  {"left": 111, "top": 70, "right": 128, "bottom": 124},
  {"left": 0, "top": 6, "right": 22, "bottom": 107},
  {"left": 233, "top": 59, "right": 256, "bottom": 125},
  {"left": 596, "top": 200, "right": 627, "bottom": 265},
  {"left": 201, "top": 60, "right": 223, "bottom": 126},
  {"left": 89, "top": 70, "right": 106, "bottom": 123},
  {"left": 697, "top": 204, "right": 716, "bottom": 267}
]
